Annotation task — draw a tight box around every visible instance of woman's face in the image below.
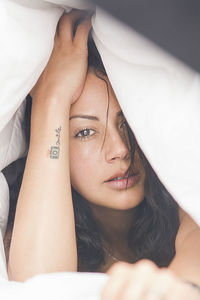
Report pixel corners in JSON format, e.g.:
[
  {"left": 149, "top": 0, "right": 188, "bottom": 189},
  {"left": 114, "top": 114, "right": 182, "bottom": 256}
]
[{"left": 69, "top": 71, "right": 145, "bottom": 210}]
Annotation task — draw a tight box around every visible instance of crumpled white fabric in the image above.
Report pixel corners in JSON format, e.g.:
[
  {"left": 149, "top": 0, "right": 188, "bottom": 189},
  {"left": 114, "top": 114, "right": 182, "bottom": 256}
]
[
  {"left": 92, "top": 8, "right": 200, "bottom": 226},
  {"left": 0, "top": 0, "right": 63, "bottom": 134},
  {"left": 0, "top": 272, "right": 108, "bottom": 300},
  {"left": 0, "top": 0, "right": 199, "bottom": 298}
]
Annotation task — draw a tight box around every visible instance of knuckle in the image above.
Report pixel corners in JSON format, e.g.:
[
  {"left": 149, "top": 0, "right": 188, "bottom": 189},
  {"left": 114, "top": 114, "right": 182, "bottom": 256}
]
[
  {"left": 108, "top": 261, "right": 130, "bottom": 275},
  {"left": 136, "top": 259, "right": 157, "bottom": 271}
]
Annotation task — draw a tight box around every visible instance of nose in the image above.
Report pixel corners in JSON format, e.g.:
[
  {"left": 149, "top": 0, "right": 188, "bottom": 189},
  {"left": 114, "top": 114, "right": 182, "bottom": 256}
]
[{"left": 104, "top": 127, "right": 130, "bottom": 163}]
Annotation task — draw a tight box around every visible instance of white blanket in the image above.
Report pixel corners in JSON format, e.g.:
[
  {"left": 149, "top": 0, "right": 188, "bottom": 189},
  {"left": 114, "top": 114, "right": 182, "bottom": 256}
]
[
  {"left": 0, "top": 272, "right": 108, "bottom": 300},
  {"left": 92, "top": 8, "right": 200, "bottom": 226},
  {"left": 0, "top": 0, "right": 199, "bottom": 298}
]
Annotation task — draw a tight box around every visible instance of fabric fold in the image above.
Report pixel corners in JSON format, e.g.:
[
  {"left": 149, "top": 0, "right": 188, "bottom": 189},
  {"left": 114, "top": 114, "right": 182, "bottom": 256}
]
[{"left": 92, "top": 8, "right": 200, "bottom": 225}]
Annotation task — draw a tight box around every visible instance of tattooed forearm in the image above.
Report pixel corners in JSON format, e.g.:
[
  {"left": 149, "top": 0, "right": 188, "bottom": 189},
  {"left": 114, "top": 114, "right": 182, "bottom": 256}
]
[{"left": 47, "top": 126, "right": 62, "bottom": 159}]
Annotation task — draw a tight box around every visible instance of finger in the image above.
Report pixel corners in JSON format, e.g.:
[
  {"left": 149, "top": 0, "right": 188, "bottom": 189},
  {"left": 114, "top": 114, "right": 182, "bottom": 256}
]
[
  {"left": 102, "top": 261, "right": 155, "bottom": 300},
  {"left": 106, "top": 261, "right": 132, "bottom": 276},
  {"left": 102, "top": 278, "right": 130, "bottom": 300},
  {"left": 120, "top": 262, "right": 159, "bottom": 300},
  {"left": 101, "top": 262, "right": 132, "bottom": 300},
  {"left": 143, "top": 269, "right": 176, "bottom": 300},
  {"left": 57, "top": 9, "right": 87, "bottom": 42},
  {"left": 73, "top": 17, "right": 92, "bottom": 51},
  {"left": 120, "top": 278, "right": 148, "bottom": 300}
]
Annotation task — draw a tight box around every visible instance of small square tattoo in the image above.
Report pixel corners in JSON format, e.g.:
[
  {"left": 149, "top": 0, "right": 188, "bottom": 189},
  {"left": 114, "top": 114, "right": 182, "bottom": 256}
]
[{"left": 50, "top": 146, "right": 60, "bottom": 159}]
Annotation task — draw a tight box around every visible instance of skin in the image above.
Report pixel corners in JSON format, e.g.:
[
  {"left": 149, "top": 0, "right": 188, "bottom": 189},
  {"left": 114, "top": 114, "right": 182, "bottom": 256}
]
[
  {"left": 69, "top": 71, "right": 146, "bottom": 271},
  {"left": 69, "top": 72, "right": 145, "bottom": 212},
  {"left": 6, "top": 10, "right": 200, "bottom": 300}
]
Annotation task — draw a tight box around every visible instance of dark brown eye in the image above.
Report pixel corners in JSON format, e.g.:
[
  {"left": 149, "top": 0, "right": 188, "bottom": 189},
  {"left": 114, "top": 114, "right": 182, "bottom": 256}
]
[
  {"left": 120, "top": 121, "right": 127, "bottom": 129},
  {"left": 76, "top": 129, "right": 95, "bottom": 139}
]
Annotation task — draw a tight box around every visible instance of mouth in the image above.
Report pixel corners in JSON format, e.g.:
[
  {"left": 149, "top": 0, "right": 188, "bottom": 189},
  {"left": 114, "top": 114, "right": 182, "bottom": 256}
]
[{"left": 104, "top": 171, "right": 140, "bottom": 190}]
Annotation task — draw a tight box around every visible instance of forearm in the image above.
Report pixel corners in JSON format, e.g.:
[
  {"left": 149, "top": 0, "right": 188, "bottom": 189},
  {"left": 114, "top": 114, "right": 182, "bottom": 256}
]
[{"left": 8, "top": 100, "right": 77, "bottom": 281}]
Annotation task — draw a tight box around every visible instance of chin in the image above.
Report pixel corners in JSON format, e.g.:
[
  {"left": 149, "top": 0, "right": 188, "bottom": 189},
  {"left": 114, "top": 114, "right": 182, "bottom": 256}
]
[
  {"left": 111, "top": 188, "right": 144, "bottom": 208},
  {"left": 103, "top": 193, "right": 144, "bottom": 211},
  {"left": 113, "top": 200, "right": 143, "bottom": 211}
]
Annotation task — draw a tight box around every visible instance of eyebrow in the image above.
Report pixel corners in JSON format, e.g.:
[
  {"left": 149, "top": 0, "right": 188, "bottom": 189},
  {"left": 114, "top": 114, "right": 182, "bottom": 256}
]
[
  {"left": 69, "top": 111, "right": 123, "bottom": 121},
  {"left": 69, "top": 115, "right": 99, "bottom": 121}
]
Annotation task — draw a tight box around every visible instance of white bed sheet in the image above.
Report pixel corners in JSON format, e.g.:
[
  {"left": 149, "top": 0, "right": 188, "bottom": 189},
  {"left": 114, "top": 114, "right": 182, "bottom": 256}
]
[{"left": 0, "top": 272, "right": 108, "bottom": 300}]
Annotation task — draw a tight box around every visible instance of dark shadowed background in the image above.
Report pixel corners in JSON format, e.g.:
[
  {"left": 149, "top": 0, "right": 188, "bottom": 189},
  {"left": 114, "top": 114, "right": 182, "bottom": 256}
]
[{"left": 91, "top": 0, "right": 200, "bottom": 73}]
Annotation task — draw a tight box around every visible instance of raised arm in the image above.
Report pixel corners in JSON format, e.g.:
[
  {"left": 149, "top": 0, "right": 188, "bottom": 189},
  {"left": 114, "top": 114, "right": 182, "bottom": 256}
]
[{"left": 8, "top": 11, "right": 91, "bottom": 282}]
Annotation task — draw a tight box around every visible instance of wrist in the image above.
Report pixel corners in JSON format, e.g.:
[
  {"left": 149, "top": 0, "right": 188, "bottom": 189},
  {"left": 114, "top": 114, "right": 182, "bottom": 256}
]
[
  {"left": 31, "top": 94, "right": 71, "bottom": 118},
  {"left": 30, "top": 95, "right": 71, "bottom": 137}
]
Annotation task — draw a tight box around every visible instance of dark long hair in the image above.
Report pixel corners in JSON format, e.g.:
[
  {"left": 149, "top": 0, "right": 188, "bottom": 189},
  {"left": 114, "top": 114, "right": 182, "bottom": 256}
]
[{"left": 3, "top": 33, "right": 180, "bottom": 271}]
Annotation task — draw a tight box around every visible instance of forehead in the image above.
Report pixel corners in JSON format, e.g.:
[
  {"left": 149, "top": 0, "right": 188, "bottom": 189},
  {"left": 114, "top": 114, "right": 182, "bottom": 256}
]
[{"left": 70, "top": 71, "right": 121, "bottom": 118}]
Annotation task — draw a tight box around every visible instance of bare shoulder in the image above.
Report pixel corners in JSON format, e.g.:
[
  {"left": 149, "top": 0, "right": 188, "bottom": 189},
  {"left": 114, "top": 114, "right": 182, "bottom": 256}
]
[{"left": 176, "top": 206, "right": 200, "bottom": 249}]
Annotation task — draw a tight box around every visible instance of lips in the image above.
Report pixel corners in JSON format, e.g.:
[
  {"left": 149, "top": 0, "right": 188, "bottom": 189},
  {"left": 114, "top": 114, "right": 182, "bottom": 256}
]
[
  {"left": 109, "top": 175, "right": 129, "bottom": 181},
  {"left": 105, "top": 170, "right": 137, "bottom": 182},
  {"left": 104, "top": 170, "right": 140, "bottom": 190}
]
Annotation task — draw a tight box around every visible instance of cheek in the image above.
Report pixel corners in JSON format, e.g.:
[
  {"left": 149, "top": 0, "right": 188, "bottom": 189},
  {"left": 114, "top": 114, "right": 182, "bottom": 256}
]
[{"left": 69, "top": 143, "right": 99, "bottom": 191}]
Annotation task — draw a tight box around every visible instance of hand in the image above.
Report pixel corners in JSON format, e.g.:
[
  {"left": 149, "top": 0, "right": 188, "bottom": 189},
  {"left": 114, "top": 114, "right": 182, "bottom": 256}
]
[
  {"left": 31, "top": 10, "right": 91, "bottom": 111},
  {"left": 101, "top": 260, "right": 200, "bottom": 300}
]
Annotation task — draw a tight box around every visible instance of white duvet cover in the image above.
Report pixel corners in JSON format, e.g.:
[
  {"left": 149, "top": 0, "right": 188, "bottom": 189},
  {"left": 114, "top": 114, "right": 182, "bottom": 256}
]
[{"left": 0, "top": 0, "right": 199, "bottom": 298}]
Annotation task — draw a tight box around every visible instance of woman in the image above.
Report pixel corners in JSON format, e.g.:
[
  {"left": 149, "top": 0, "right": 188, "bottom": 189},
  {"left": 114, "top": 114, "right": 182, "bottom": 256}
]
[{"left": 4, "top": 10, "right": 200, "bottom": 299}]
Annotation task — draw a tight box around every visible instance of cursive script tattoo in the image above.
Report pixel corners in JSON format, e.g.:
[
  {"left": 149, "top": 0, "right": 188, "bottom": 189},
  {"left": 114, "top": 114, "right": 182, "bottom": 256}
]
[
  {"left": 48, "top": 126, "right": 61, "bottom": 159},
  {"left": 55, "top": 126, "right": 61, "bottom": 146}
]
